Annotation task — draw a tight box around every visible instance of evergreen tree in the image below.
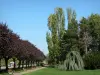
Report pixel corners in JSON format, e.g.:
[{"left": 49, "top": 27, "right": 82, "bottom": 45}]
[{"left": 61, "top": 8, "right": 78, "bottom": 57}]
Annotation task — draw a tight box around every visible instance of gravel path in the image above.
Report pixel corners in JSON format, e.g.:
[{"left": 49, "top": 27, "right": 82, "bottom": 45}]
[{"left": 13, "top": 67, "right": 45, "bottom": 75}]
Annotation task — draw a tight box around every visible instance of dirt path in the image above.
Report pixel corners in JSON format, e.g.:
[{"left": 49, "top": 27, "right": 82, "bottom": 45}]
[{"left": 13, "top": 67, "right": 46, "bottom": 75}]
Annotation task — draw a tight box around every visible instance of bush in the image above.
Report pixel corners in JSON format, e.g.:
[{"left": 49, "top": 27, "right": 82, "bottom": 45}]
[
  {"left": 64, "top": 51, "right": 84, "bottom": 70},
  {"left": 54, "top": 64, "right": 65, "bottom": 70},
  {"left": 84, "top": 51, "right": 100, "bottom": 69},
  {"left": 40, "top": 62, "right": 44, "bottom": 67},
  {"left": 57, "top": 51, "right": 84, "bottom": 71}
]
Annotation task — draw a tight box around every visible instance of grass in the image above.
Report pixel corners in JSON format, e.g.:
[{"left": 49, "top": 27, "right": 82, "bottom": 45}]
[
  {"left": 23, "top": 67, "right": 100, "bottom": 75},
  {"left": 0, "top": 73, "right": 10, "bottom": 75}
]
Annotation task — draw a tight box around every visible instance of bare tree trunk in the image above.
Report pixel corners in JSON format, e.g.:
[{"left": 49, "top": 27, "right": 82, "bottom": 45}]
[
  {"left": 31, "top": 61, "right": 33, "bottom": 67},
  {"left": 26, "top": 60, "right": 27, "bottom": 68},
  {"left": 5, "top": 58, "right": 9, "bottom": 72},
  {"left": 18, "top": 60, "right": 21, "bottom": 69},
  {"left": 0, "top": 59, "right": 1, "bottom": 71},
  {"left": 32, "top": 61, "right": 34, "bottom": 67},
  {"left": 28, "top": 61, "right": 29, "bottom": 67},
  {"left": 22, "top": 60, "right": 24, "bottom": 68},
  {"left": 13, "top": 58, "right": 16, "bottom": 70}
]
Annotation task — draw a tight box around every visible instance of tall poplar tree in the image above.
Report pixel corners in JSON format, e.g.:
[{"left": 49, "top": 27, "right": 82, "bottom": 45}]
[{"left": 46, "top": 8, "right": 65, "bottom": 64}]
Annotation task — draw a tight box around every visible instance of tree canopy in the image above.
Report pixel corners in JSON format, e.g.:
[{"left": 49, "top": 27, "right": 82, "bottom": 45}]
[{"left": 0, "top": 23, "right": 45, "bottom": 71}]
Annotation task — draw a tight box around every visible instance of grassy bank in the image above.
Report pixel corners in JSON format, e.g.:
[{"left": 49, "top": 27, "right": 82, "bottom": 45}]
[{"left": 24, "top": 67, "right": 100, "bottom": 75}]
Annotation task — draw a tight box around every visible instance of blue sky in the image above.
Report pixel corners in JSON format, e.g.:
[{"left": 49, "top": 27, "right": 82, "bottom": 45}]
[{"left": 0, "top": 0, "right": 100, "bottom": 55}]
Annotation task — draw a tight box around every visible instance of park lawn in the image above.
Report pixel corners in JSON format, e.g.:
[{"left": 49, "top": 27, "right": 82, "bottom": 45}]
[
  {"left": 0, "top": 73, "right": 9, "bottom": 75},
  {"left": 23, "top": 67, "right": 100, "bottom": 75}
]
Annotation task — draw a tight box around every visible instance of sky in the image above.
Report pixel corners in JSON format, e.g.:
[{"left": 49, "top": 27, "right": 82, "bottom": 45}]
[{"left": 0, "top": 0, "right": 100, "bottom": 55}]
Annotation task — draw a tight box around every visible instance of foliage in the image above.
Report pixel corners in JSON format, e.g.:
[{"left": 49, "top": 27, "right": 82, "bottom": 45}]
[
  {"left": 46, "top": 7, "right": 65, "bottom": 64},
  {"left": 0, "top": 23, "right": 45, "bottom": 71},
  {"left": 57, "top": 51, "right": 84, "bottom": 71},
  {"left": 55, "top": 64, "right": 65, "bottom": 70},
  {"left": 59, "top": 8, "right": 79, "bottom": 62},
  {"left": 79, "top": 17, "right": 92, "bottom": 55},
  {"left": 64, "top": 51, "right": 84, "bottom": 70},
  {"left": 40, "top": 62, "right": 44, "bottom": 67},
  {"left": 47, "top": 7, "right": 100, "bottom": 70},
  {"left": 83, "top": 51, "right": 100, "bottom": 69}
]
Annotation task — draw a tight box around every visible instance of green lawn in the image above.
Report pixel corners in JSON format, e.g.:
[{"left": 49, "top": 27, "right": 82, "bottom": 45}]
[
  {"left": 0, "top": 73, "right": 10, "bottom": 75},
  {"left": 23, "top": 67, "right": 100, "bottom": 75}
]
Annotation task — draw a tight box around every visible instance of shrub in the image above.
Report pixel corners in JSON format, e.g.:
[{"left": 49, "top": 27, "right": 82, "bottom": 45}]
[
  {"left": 64, "top": 51, "right": 84, "bottom": 70},
  {"left": 40, "top": 62, "right": 44, "bottom": 67},
  {"left": 84, "top": 51, "right": 100, "bottom": 69},
  {"left": 57, "top": 51, "right": 84, "bottom": 71}
]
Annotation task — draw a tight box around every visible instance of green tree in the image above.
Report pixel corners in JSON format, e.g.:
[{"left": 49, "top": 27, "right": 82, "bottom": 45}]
[
  {"left": 79, "top": 14, "right": 100, "bottom": 55},
  {"left": 61, "top": 8, "right": 78, "bottom": 52},
  {"left": 79, "top": 17, "right": 92, "bottom": 55},
  {"left": 88, "top": 14, "right": 100, "bottom": 51},
  {"left": 55, "top": 8, "right": 65, "bottom": 63},
  {"left": 55, "top": 8, "right": 65, "bottom": 39},
  {"left": 58, "top": 8, "right": 79, "bottom": 62},
  {"left": 46, "top": 8, "right": 65, "bottom": 64},
  {"left": 48, "top": 14, "right": 59, "bottom": 64},
  {"left": 46, "top": 32, "right": 54, "bottom": 64},
  {"left": 67, "top": 8, "right": 78, "bottom": 51}
]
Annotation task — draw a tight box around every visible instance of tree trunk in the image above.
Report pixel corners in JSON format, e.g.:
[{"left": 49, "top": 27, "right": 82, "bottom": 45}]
[
  {"left": 13, "top": 58, "right": 16, "bottom": 70},
  {"left": 22, "top": 60, "right": 24, "bottom": 68},
  {"left": 27, "top": 61, "right": 29, "bottom": 67},
  {"left": 32, "top": 61, "right": 34, "bottom": 66},
  {"left": 30, "top": 61, "right": 32, "bottom": 67},
  {"left": 31, "top": 61, "right": 33, "bottom": 67},
  {"left": 5, "top": 58, "right": 9, "bottom": 72},
  {"left": 18, "top": 60, "right": 21, "bottom": 69},
  {"left": 0, "top": 59, "right": 1, "bottom": 71},
  {"left": 29, "top": 61, "right": 31, "bottom": 67},
  {"left": 26, "top": 60, "right": 27, "bottom": 68},
  {"left": 28, "top": 61, "right": 30, "bottom": 67}
]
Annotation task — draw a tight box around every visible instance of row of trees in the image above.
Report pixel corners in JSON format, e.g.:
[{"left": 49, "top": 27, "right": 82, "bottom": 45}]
[
  {"left": 0, "top": 23, "right": 45, "bottom": 71},
  {"left": 46, "top": 7, "right": 100, "bottom": 70}
]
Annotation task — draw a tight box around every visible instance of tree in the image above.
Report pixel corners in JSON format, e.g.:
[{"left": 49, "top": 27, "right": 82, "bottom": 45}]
[
  {"left": 60, "top": 8, "right": 79, "bottom": 62},
  {"left": 84, "top": 51, "right": 100, "bottom": 69},
  {"left": 0, "top": 22, "right": 45, "bottom": 71},
  {"left": 79, "top": 14, "right": 100, "bottom": 55},
  {"left": 47, "top": 8, "right": 65, "bottom": 64},
  {"left": 0, "top": 47, "right": 2, "bottom": 70},
  {"left": 66, "top": 8, "right": 78, "bottom": 51},
  {"left": 46, "top": 32, "right": 54, "bottom": 64},
  {"left": 79, "top": 17, "right": 92, "bottom": 55},
  {"left": 55, "top": 8, "right": 65, "bottom": 62},
  {"left": 0, "top": 23, "right": 15, "bottom": 71},
  {"left": 64, "top": 51, "right": 84, "bottom": 70},
  {"left": 88, "top": 14, "right": 100, "bottom": 51}
]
